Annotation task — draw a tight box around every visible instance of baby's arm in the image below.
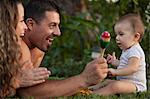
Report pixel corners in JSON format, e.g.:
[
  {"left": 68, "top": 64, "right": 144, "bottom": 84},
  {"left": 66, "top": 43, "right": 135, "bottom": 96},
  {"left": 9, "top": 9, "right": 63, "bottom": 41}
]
[
  {"left": 109, "top": 57, "right": 140, "bottom": 76},
  {"left": 107, "top": 52, "right": 120, "bottom": 66}
]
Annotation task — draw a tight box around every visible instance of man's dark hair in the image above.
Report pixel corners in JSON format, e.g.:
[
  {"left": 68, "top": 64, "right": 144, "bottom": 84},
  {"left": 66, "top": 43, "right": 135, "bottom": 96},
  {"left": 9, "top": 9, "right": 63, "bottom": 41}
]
[{"left": 25, "top": 0, "right": 60, "bottom": 23}]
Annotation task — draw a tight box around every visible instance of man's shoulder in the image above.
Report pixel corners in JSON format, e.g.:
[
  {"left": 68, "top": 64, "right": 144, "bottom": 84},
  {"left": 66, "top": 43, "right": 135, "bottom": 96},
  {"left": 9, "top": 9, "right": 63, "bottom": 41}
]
[
  {"left": 30, "top": 48, "right": 45, "bottom": 58},
  {"left": 21, "top": 40, "right": 30, "bottom": 50},
  {"left": 20, "top": 40, "right": 32, "bottom": 65},
  {"left": 30, "top": 48, "right": 45, "bottom": 67}
]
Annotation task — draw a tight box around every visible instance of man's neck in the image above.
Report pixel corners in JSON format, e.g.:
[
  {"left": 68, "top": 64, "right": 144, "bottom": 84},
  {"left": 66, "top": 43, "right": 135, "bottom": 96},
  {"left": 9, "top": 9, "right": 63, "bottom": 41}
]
[{"left": 22, "top": 36, "right": 35, "bottom": 49}]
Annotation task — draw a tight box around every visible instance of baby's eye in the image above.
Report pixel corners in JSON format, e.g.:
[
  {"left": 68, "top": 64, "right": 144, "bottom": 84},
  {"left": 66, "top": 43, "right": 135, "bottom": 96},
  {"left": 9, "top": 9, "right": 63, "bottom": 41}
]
[
  {"left": 119, "top": 33, "right": 123, "bottom": 36},
  {"left": 118, "top": 32, "right": 124, "bottom": 36}
]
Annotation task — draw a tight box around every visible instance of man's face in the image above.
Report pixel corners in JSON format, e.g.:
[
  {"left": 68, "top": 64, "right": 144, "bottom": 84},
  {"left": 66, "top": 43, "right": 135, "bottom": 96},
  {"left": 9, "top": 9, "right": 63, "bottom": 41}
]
[{"left": 29, "top": 11, "right": 61, "bottom": 52}]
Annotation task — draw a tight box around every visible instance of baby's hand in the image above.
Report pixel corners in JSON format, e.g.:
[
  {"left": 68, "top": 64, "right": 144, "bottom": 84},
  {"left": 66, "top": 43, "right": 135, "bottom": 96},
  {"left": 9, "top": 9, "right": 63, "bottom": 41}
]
[
  {"left": 107, "top": 52, "right": 116, "bottom": 64},
  {"left": 108, "top": 68, "right": 117, "bottom": 77},
  {"left": 107, "top": 52, "right": 118, "bottom": 66}
]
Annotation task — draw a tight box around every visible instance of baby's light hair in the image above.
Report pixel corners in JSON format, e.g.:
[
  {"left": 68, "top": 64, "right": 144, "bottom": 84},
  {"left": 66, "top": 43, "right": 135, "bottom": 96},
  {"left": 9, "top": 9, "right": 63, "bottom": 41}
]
[{"left": 116, "top": 13, "right": 144, "bottom": 42}]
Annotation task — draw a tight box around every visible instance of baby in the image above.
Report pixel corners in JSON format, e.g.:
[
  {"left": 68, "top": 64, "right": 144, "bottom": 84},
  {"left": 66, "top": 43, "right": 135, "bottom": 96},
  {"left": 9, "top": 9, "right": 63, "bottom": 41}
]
[{"left": 92, "top": 13, "right": 147, "bottom": 96}]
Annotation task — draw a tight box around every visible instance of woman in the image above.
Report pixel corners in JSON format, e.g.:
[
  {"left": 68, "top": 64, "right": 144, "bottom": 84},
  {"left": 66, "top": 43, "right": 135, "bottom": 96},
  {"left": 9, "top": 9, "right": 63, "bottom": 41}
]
[
  {"left": 0, "top": 0, "right": 27, "bottom": 97},
  {"left": 0, "top": 0, "right": 50, "bottom": 97}
]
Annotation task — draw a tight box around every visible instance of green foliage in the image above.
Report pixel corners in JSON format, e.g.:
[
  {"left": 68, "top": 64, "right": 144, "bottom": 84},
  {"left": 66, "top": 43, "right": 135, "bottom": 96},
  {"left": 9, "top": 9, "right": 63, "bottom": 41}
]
[
  {"left": 43, "top": 49, "right": 92, "bottom": 77},
  {"left": 42, "top": 0, "right": 150, "bottom": 78}
]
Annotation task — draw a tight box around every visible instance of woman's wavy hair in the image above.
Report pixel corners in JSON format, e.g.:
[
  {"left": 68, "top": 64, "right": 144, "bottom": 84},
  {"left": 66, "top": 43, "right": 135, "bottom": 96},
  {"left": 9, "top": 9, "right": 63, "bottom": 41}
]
[{"left": 0, "top": 0, "right": 22, "bottom": 97}]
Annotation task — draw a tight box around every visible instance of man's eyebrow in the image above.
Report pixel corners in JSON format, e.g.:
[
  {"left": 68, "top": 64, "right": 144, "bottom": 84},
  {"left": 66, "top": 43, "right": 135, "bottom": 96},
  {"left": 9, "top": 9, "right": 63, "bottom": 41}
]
[{"left": 49, "top": 22, "right": 57, "bottom": 25}]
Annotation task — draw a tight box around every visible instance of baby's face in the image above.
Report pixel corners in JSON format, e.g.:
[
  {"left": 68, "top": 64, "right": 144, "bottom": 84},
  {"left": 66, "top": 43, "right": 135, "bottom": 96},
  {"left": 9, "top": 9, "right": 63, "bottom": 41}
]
[{"left": 114, "top": 21, "right": 137, "bottom": 50}]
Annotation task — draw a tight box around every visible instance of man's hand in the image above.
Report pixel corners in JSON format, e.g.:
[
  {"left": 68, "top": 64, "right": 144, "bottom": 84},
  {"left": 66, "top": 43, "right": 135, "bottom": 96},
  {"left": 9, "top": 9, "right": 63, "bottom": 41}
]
[
  {"left": 16, "top": 61, "right": 51, "bottom": 88},
  {"left": 80, "top": 58, "right": 108, "bottom": 86}
]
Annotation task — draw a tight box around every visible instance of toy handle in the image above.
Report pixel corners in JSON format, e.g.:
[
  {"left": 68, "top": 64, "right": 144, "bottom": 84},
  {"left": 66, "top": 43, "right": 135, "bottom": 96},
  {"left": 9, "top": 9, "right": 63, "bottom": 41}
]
[{"left": 100, "top": 48, "right": 105, "bottom": 58}]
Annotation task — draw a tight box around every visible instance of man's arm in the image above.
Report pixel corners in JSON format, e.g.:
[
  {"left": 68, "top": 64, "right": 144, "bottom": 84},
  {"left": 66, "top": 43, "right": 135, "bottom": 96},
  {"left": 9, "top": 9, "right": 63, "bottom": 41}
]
[
  {"left": 18, "top": 76, "right": 86, "bottom": 97},
  {"left": 17, "top": 58, "right": 108, "bottom": 98}
]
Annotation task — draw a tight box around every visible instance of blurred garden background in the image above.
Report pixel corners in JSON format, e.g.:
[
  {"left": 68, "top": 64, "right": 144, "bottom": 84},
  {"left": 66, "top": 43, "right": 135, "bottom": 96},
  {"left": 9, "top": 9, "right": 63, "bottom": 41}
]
[{"left": 23, "top": 0, "right": 150, "bottom": 98}]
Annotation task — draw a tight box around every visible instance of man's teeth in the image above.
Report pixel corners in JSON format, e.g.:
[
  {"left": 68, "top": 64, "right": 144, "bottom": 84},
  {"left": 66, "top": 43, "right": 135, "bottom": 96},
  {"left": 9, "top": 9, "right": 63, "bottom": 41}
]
[{"left": 49, "top": 38, "right": 53, "bottom": 41}]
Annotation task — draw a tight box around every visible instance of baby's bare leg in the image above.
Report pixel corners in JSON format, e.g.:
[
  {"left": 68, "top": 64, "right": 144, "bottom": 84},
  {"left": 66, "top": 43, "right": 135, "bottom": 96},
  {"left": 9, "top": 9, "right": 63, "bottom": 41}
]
[
  {"left": 93, "top": 80, "right": 136, "bottom": 96},
  {"left": 88, "top": 79, "right": 115, "bottom": 90}
]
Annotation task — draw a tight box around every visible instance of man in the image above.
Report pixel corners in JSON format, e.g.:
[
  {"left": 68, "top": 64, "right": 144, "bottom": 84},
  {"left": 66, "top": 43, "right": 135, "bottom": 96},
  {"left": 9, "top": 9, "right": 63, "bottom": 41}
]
[{"left": 17, "top": 0, "right": 108, "bottom": 98}]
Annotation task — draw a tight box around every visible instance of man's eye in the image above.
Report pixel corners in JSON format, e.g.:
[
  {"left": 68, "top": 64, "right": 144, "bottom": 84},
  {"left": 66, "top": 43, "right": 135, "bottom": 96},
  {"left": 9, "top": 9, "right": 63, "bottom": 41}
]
[{"left": 49, "top": 25, "right": 55, "bottom": 29}]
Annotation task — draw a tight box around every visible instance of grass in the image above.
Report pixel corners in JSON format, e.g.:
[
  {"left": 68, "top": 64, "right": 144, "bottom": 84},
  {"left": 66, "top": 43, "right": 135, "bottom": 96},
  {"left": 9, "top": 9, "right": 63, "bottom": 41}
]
[
  {"left": 13, "top": 77, "right": 149, "bottom": 98},
  {"left": 48, "top": 77, "right": 150, "bottom": 99},
  {"left": 57, "top": 91, "right": 150, "bottom": 99},
  {"left": 15, "top": 90, "right": 150, "bottom": 99}
]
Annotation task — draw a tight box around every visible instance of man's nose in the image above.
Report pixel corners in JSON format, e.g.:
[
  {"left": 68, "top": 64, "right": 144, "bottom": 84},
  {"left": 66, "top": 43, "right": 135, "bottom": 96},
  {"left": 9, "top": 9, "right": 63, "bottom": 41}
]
[{"left": 54, "top": 26, "right": 61, "bottom": 36}]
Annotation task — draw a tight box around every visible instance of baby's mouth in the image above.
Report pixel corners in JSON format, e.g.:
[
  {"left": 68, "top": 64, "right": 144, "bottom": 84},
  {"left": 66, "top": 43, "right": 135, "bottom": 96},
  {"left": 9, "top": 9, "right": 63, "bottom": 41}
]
[{"left": 117, "top": 43, "right": 121, "bottom": 46}]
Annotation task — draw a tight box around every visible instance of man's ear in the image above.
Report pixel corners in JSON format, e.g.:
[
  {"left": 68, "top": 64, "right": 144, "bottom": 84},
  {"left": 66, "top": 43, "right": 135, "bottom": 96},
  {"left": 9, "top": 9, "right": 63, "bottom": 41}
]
[
  {"left": 135, "top": 32, "right": 140, "bottom": 41},
  {"left": 26, "top": 18, "right": 35, "bottom": 30}
]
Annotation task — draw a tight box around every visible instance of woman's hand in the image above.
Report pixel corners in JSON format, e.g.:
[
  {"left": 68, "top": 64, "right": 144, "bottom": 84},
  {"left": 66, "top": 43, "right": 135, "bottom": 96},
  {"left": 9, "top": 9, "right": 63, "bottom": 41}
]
[{"left": 16, "top": 61, "right": 51, "bottom": 88}]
